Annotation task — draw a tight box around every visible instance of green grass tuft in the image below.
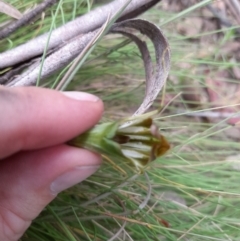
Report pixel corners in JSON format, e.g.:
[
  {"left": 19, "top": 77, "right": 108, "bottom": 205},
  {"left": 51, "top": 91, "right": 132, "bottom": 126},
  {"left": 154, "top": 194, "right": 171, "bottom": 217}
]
[{"left": 2, "top": 0, "right": 240, "bottom": 240}]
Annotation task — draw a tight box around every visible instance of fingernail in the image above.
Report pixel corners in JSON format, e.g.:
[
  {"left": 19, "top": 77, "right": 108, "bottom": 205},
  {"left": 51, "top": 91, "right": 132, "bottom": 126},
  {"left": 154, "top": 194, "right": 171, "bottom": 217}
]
[
  {"left": 62, "top": 91, "right": 99, "bottom": 102},
  {"left": 50, "top": 165, "right": 100, "bottom": 194}
]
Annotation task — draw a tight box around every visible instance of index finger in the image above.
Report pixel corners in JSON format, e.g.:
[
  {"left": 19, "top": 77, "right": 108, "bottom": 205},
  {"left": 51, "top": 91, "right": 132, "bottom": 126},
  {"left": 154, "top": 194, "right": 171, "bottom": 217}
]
[{"left": 0, "top": 86, "right": 104, "bottom": 159}]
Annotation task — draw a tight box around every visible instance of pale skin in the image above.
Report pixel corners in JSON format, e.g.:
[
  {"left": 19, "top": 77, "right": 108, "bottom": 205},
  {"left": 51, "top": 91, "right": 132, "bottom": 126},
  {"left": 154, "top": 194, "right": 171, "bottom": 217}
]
[{"left": 0, "top": 86, "right": 104, "bottom": 241}]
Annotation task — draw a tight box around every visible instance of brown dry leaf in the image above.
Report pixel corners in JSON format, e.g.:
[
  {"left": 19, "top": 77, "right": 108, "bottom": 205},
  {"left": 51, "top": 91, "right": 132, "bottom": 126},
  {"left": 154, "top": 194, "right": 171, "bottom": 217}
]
[
  {"left": 111, "top": 19, "right": 171, "bottom": 115},
  {"left": 201, "top": 18, "right": 218, "bottom": 43},
  {"left": 226, "top": 154, "right": 240, "bottom": 170},
  {"left": 181, "top": 86, "right": 203, "bottom": 109},
  {"left": 205, "top": 71, "right": 240, "bottom": 137},
  {"left": 221, "top": 42, "right": 240, "bottom": 79},
  {"left": 207, "top": 71, "right": 238, "bottom": 101},
  {"left": 221, "top": 41, "right": 240, "bottom": 56},
  {"left": 212, "top": 0, "right": 226, "bottom": 12},
  {"left": 161, "top": 1, "right": 183, "bottom": 12},
  {"left": 223, "top": 126, "right": 240, "bottom": 140},
  {"left": 177, "top": 17, "right": 203, "bottom": 37},
  {"left": 0, "top": 0, "right": 22, "bottom": 19},
  {"left": 201, "top": 7, "right": 215, "bottom": 18},
  {"left": 232, "top": 67, "right": 240, "bottom": 79}
]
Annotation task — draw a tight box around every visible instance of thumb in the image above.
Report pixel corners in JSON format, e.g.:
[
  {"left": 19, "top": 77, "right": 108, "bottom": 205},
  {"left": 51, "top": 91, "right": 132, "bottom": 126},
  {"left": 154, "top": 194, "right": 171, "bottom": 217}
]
[{"left": 0, "top": 145, "right": 102, "bottom": 241}]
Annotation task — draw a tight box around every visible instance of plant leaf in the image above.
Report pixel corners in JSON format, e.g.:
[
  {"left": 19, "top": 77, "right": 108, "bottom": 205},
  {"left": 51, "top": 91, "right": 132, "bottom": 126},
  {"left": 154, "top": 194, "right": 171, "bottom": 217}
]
[
  {"left": 0, "top": 0, "right": 22, "bottom": 19},
  {"left": 110, "top": 19, "right": 171, "bottom": 115}
]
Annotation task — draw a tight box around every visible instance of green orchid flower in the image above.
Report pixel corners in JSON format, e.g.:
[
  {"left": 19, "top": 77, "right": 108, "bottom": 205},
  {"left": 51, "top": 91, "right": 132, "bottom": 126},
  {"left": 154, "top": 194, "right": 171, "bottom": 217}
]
[{"left": 69, "top": 111, "right": 170, "bottom": 172}]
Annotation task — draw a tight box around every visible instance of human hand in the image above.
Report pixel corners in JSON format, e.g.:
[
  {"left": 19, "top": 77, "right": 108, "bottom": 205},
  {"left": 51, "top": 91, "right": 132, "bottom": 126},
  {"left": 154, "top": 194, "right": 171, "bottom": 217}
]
[{"left": 0, "top": 86, "right": 104, "bottom": 241}]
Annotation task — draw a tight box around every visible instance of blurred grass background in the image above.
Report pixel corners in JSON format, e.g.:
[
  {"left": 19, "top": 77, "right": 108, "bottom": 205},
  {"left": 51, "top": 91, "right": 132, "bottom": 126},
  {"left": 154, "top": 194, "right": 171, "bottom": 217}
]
[{"left": 1, "top": 0, "right": 240, "bottom": 240}]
